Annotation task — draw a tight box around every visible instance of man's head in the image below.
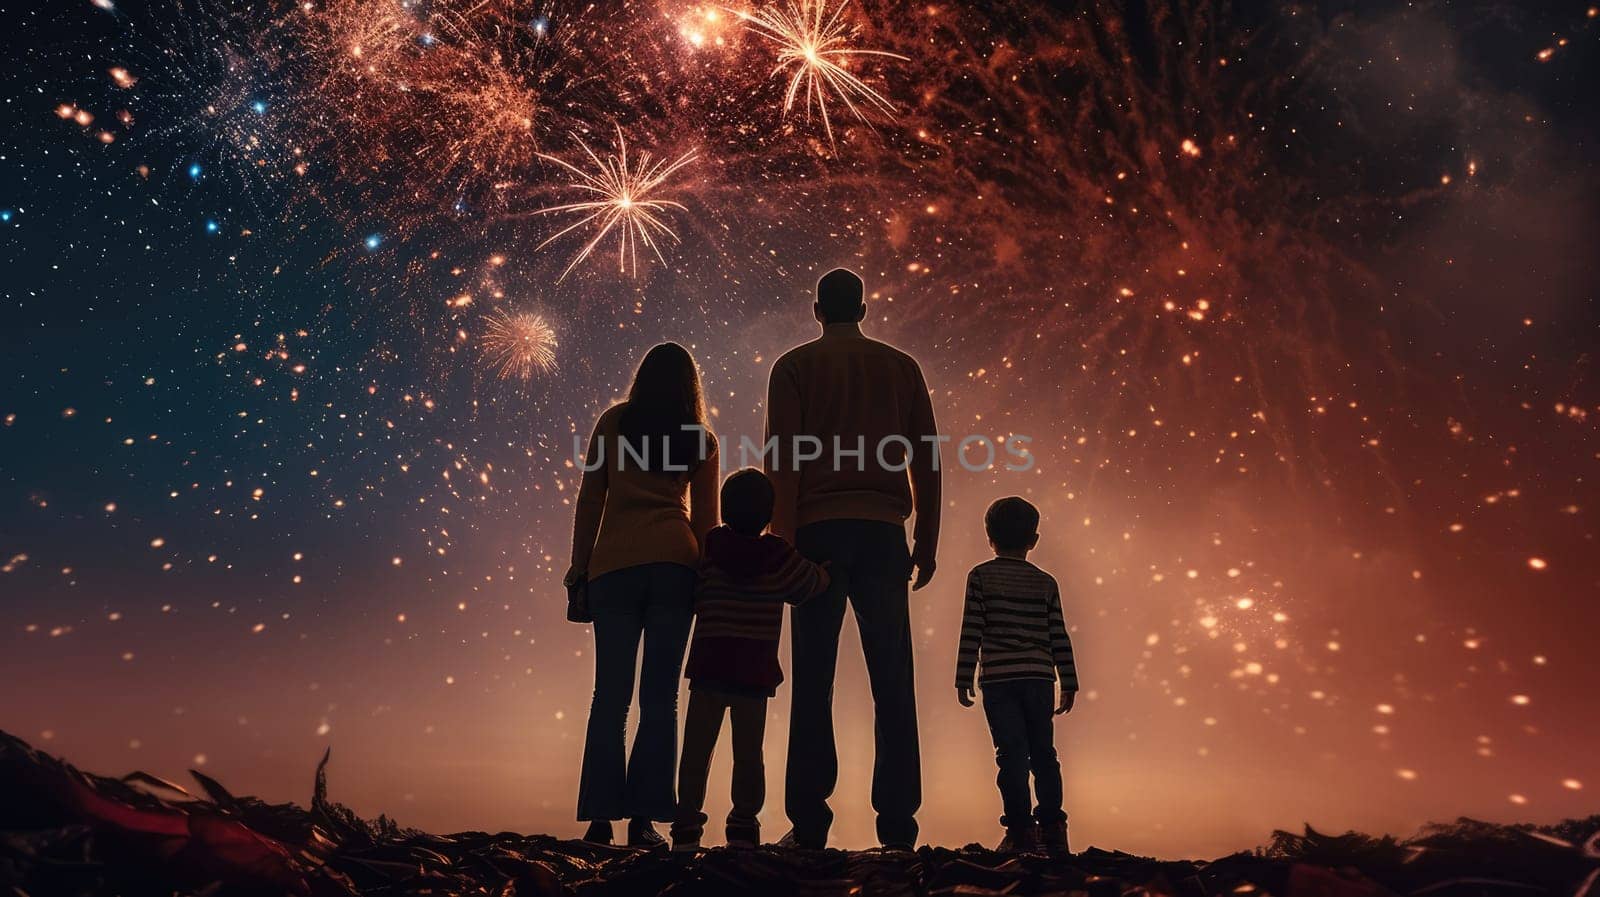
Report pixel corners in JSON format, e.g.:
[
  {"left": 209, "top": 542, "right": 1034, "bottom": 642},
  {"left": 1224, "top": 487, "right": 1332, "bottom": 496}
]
[
  {"left": 985, "top": 496, "right": 1041, "bottom": 554},
  {"left": 721, "top": 467, "right": 776, "bottom": 536},
  {"left": 815, "top": 267, "right": 866, "bottom": 324}
]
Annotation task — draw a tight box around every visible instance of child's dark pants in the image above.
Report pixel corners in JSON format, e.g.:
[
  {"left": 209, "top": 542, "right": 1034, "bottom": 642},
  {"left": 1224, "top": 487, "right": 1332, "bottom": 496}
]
[
  {"left": 981, "top": 678, "right": 1066, "bottom": 829},
  {"left": 672, "top": 687, "right": 767, "bottom": 844}
]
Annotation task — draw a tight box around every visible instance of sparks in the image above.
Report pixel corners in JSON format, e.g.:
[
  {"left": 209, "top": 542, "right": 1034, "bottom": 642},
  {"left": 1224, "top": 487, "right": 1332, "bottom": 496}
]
[
  {"left": 734, "top": 0, "right": 905, "bottom": 146},
  {"left": 534, "top": 128, "right": 697, "bottom": 280},
  {"left": 480, "top": 309, "right": 558, "bottom": 380}
]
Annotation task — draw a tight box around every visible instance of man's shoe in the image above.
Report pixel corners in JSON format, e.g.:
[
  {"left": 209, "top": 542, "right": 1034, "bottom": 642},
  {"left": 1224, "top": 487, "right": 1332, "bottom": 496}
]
[
  {"left": 997, "top": 824, "right": 1040, "bottom": 853},
  {"left": 627, "top": 818, "right": 668, "bottom": 850},
  {"left": 581, "top": 819, "right": 613, "bottom": 845},
  {"left": 1038, "top": 820, "right": 1070, "bottom": 855},
  {"left": 670, "top": 837, "right": 700, "bottom": 855},
  {"left": 726, "top": 824, "right": 760, "bottom": 849},
  {"left": 776, "top": 828, "right": 825, "bottom": 850}
]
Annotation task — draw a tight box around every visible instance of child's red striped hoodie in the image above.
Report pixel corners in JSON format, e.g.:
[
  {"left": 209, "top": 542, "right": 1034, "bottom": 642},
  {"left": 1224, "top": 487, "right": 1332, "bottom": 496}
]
[{"left": 684, "top": 525, "right": 837, "bottom": 696}]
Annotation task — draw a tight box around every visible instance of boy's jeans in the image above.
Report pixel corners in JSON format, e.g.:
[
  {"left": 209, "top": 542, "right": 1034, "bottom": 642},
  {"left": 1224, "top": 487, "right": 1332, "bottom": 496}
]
[
  {"left": 981, "top": 678, "right": 1066, "bottom": 829},
  {"left": 672, "top": 687, "right": 768, "bottom": 844}
]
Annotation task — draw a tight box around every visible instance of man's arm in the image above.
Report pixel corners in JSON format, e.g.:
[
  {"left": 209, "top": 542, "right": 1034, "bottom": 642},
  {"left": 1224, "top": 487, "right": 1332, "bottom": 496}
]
[
  {"left": 765, "top": 358, "right": 803, "bottom": 543},
  {"left": 907, "top": 362, "right": 941, "bottom": 590}
]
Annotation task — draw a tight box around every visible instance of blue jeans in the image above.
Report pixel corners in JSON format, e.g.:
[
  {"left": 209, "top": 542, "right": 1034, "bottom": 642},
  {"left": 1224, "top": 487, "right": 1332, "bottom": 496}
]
[
  {"left": 577, "top": 562, "right": 696, "bottom": 822},
  {"left": 981, "top": 678, "right": 1065, "bottom": 829}
]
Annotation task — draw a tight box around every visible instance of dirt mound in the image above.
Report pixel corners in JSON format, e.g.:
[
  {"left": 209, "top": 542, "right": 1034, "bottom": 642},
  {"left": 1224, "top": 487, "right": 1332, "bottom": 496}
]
[{"left": 2, "top": 730, "right": 1595, "bottom": 896}]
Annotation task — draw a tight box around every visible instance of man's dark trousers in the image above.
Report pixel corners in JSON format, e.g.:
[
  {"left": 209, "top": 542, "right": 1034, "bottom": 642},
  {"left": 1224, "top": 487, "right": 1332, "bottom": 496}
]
[{"left": 785, "top": 519, "right": 920, "bottom": 848}]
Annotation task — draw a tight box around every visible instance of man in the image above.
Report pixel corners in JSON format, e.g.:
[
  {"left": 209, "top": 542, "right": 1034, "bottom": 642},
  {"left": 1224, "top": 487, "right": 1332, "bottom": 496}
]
[{"left": 765, "top": 267, "right": 941, "bottom": 850}]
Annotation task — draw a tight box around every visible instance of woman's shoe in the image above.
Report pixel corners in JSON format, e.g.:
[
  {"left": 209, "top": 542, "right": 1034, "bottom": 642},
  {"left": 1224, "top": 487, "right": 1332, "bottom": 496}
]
[
  {"left": 582, "top": 820, "right": 614, "bottom": 845},
  {"left": 628, "top": 818, "right": 668, "bottom": 849},
  {"left": 776, "top": 829, "right": 826, "bottom": 850}
]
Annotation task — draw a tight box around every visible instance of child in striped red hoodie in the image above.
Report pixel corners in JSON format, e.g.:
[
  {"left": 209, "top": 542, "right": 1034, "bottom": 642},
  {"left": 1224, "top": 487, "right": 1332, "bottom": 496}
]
[{"left": 671, "top": 468, "right": 842, "bottom": 853}]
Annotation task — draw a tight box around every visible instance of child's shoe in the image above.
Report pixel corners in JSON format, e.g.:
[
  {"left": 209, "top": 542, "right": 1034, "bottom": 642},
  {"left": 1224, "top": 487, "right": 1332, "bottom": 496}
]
[
  {"left": 997, "top": 823, "right": 1040, "bottom": 853},
  {"left": 581, "top": 819, "right": 613, "bottom": 844},
  {"left": 1038, "top": 820, "right": 1070, "bottom": 855},
  {"left": 670, "top": 835, "right": 701, "bottom": 855}
]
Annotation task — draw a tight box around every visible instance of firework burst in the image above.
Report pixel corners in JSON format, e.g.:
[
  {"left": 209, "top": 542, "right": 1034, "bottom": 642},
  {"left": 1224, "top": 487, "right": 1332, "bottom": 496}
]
[
  {"left": 480, "top": 309, "right": 558, "bottom": 380},
  {"left": 734, "top": 0, "right": 906, "bottom": 145},
  {"left": 533, "top": 128, "right": 698, "bottom": 280},
  {"left": 101, "top": 0, "right": 309, "bottom": 206},
  {"left": 301, "top": 0, "right": 605, "bottom": 225}
]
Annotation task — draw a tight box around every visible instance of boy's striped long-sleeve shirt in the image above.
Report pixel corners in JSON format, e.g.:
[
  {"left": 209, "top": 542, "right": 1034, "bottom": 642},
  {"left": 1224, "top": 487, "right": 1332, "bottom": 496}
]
[{"left": 955, "top": 557, "right": 1078, "bottom": 691}]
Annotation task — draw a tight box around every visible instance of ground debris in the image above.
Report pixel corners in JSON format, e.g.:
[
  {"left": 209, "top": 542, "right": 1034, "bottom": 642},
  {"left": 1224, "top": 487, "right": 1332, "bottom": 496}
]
[{"left": 2, "top": 731, "right": 1595, "bottom": 897}]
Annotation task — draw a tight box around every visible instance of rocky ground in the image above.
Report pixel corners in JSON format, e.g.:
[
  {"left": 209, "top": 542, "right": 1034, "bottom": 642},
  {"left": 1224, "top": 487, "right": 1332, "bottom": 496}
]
[{"left": 3, "top": 730, "right": 1596, "bottom": 897}]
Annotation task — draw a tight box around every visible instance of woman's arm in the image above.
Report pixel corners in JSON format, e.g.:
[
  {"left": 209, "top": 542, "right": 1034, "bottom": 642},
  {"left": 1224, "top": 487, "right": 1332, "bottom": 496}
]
[
  {"left": 569, "top": 412, "right": 610, "bottom": 576},
  {"left": 689, "top": 433, "right": 720, "bottom": 551}
]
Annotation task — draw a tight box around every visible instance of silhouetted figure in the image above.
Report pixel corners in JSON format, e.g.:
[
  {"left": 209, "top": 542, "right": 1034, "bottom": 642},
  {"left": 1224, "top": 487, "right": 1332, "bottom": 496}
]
[
  {"left": 568, "top": 342, "right": 720, "bottom": 848},
  {"left": 765, "top": 268, "right": 941, "bottom": 850},
  {"left": 955, "top": 497, "right": 1078, "bottom": 855},
  {"left": 670, "top": 468, "right": 843, "bottom": 853}
]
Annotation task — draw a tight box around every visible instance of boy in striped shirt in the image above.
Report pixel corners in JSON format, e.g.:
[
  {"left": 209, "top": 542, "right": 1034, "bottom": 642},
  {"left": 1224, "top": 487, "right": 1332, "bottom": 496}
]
[
  {"left": 955, "top": 496, "right": 1078, "bottom": 854},
  {"left": 672, "top": 469, "right": 840, "bottom": 853}
]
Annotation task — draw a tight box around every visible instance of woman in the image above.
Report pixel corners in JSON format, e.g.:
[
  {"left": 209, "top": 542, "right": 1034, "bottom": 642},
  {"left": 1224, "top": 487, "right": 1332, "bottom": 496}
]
[{"left": 567, "top": 342, "right": 719, "bottom": 847}]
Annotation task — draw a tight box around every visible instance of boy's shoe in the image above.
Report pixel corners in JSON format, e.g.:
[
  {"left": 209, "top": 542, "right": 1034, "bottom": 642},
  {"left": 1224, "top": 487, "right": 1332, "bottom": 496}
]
[
  {"left": 627, "top": 819, "right": 667, "bottom": 850},
  {"left": 581, "top": 820, "right": 613, "bottom": 845},
  {"left": 997, "top": 823, "right": 1040, "bottom": 853},
  {"left": 670, "top": 837, "right": 701, "bottom": 855},
  {"left": 1038, "top": 820, "right": 1070, "bottom": 855}
]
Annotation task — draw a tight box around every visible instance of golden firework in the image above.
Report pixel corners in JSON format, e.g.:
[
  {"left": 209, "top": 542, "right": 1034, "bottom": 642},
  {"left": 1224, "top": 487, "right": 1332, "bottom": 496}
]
[
  {"left": 480, "top": 309, "right": 557, "bottom": 380},
  {"left": 734, "top": 0, "right": 906, "bottom": 145},
  {"left": 534, "top": 128, "right": 698, "bottom": 280}
]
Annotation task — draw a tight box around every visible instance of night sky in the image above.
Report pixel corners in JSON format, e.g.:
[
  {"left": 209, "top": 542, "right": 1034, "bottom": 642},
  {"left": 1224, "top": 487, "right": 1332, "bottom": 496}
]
[{"left": 2, "top": 0, "right": 1597, "bottom": 857}]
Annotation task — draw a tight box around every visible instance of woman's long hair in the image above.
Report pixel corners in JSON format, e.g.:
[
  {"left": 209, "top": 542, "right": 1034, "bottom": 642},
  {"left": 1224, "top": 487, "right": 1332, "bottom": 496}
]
[{"left": 618, "top": 342, "right": 710, "bottom": 476}]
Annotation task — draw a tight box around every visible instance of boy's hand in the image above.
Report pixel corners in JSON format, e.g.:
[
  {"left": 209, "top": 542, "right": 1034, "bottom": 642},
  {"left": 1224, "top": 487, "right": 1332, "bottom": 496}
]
[
  {"left": 956, "top": 686, "right": 975, "bottom": 708},
  {"left": 1055, "top": 689, "right": 1076, "bottom": 716}
]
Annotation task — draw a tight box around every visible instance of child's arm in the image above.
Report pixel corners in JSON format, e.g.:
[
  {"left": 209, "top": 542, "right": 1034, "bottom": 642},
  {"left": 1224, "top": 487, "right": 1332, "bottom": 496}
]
[
  {"left": 1046, "top": 580, "right": 1079, "bottom": 714},
  {"left": 954, "top": 569, "right": 985, "bottom": 705},
  {"left": 774, "top": 546, "right": 836, "bottom": 606}
]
